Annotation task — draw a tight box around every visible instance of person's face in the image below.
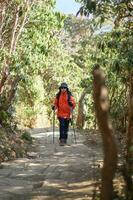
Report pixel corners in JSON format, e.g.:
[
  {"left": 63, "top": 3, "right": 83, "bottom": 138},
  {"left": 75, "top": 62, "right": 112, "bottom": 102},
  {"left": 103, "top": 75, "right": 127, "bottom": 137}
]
[{"left": 61, "top": 87, "right": 67, "bottom": 92}]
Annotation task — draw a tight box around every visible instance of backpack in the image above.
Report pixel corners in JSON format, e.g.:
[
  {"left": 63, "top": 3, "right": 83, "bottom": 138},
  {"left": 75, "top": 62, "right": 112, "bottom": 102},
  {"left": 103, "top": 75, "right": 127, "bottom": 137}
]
[{"left": 56, "top": 90, "right": 73, "bottom": 107}]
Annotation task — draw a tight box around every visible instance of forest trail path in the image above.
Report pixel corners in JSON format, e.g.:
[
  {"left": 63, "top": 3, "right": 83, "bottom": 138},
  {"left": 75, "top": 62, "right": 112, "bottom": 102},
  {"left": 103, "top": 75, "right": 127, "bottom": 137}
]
[{"left": 0, "top": 128, "right": 102, "bottom": 200}]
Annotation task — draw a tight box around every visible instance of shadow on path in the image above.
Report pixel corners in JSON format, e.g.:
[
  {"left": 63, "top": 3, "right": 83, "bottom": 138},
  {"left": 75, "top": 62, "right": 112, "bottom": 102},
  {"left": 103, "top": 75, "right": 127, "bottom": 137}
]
[{"left": 0, "top": 128, "right": 102, "bottom": 200}]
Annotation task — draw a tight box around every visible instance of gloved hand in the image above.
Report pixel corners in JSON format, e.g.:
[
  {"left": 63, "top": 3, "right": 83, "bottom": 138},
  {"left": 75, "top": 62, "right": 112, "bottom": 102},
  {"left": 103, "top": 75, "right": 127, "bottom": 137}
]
[
  {"left": 52, "top": 105, "right": 55, "bottom": 111},
  {"left": 68, "top": 101, "right": 73, "bottom": 107}
]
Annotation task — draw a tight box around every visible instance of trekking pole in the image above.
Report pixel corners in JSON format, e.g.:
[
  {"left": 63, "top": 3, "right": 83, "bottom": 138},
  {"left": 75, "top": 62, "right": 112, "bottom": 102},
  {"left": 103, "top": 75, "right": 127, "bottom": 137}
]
[
  {"left": 53, "top": 109, "right": 55, "bottom": 144},
  {"left": 71, "top": 110, "right": 77, "bottom": 144}
]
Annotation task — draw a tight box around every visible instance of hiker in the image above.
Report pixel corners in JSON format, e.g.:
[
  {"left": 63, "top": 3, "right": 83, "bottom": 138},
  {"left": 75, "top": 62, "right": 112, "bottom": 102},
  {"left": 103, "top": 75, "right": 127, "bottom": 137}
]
[{"left": 52, "top": 82, "right": 76, "bottom": 145}]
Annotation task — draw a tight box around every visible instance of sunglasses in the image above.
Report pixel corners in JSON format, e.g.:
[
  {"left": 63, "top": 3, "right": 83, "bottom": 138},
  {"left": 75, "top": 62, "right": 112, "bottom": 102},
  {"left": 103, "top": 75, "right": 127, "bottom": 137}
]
[{"left": 61, "top": 87, "right": 67, "bottom": 89}]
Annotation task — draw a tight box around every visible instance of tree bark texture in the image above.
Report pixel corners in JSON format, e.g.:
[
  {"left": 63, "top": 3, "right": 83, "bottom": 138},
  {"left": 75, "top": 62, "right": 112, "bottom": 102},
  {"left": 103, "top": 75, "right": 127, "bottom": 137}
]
[
  {"left": 126, "top": 72, "right": 133, "bottom": 200},
  {"left": 93, "top": 65, "right": 118, "bottom": 200},
  {"left": 76, "top": 89, "right": 86, "bottom": 129}
]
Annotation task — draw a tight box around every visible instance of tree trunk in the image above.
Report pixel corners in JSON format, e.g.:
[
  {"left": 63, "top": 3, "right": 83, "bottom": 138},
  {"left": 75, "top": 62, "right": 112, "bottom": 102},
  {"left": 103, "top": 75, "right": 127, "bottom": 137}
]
[
  {"left": 0, "top": 76, "right": 21, "bottom": 111},
  {"left": 92, "top": 65, "right": 118, "bottom": 200},
  {"left": 76, "top": 89, "right": 86, "bottom": 129},
  {"left": 0, "top": 66, "right": 9, "bottom": 94},
  {"left": 126, "top": 72, "right": 133, "bottom": 200}
]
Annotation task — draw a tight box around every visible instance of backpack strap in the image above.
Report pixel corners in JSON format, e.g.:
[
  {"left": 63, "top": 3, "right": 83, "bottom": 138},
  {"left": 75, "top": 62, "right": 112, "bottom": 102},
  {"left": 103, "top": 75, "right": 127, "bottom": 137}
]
[
  {"left": 56, "top": 91, "right": 61, "bottom": 108},
  {"left": 67, "top": 91, "right": 73, "bottom": 107}
]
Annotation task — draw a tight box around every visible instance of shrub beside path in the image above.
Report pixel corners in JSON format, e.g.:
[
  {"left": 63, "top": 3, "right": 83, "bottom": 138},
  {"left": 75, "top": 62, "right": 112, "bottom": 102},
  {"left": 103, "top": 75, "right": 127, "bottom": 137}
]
[{"left": 0, "top": 128, "right": 102, "bottom": 200}]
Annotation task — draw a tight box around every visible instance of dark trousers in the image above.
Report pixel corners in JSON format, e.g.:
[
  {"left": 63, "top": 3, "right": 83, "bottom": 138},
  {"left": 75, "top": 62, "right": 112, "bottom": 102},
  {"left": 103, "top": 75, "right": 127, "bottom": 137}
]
[{"left": 58, "top": 117, "right": 70, "bottom": 141}]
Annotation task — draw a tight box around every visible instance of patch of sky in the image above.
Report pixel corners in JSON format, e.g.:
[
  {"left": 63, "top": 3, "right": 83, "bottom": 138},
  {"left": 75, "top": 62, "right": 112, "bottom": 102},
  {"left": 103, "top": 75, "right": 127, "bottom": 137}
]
[{"left": 55, "top": 0, "right": 81, "bottom": 15}]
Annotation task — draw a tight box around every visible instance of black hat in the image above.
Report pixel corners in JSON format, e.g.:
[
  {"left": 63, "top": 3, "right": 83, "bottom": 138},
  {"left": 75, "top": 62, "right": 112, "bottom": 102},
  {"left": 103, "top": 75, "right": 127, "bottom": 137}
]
[{"left": 59, "top": 82, "right": 68, "bottom": 89}]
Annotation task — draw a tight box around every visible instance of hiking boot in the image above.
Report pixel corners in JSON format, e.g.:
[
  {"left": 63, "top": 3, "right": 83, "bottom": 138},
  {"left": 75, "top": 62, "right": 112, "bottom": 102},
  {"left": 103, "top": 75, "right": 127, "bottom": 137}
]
[
  {"left": 59, "top": 139, "right": 65, "bottom": 146},
  {"left": 64, "top": 139, "right": 67, "bottom": 144}
]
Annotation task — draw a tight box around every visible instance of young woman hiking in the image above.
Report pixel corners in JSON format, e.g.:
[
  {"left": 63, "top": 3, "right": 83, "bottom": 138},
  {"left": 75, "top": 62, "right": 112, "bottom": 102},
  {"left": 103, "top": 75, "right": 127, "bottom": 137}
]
[{"left": 52, "top": 82, "right": 76, "bottom": 145}]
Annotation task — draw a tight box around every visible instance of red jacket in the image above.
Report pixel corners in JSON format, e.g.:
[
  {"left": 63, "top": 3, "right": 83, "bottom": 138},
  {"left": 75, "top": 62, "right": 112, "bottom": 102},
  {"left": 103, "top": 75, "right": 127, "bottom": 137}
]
[{"left": 54, "top": 91, "right": 76, "bottom": 119}]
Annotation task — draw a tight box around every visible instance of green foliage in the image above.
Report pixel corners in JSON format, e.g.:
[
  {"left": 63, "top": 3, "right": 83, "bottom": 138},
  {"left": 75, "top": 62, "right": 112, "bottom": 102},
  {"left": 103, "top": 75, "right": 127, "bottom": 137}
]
[
  {"left": 0, "top": 0, "right": 65, "bottom": 126},
  {"left": 0, "top": 111, "right": 8, "bottom": 122},
  {"left": 64, "top": 5, "right": 132, "bottom": 130},
  {"left": 86, "top": 0, "right": 96, "bottom": 13},
  {"left": 21, "top": 131, "right": 32, "bottom": 143},
  {"left": 0, "top": 0, "right": 132, "bottom": 133}
]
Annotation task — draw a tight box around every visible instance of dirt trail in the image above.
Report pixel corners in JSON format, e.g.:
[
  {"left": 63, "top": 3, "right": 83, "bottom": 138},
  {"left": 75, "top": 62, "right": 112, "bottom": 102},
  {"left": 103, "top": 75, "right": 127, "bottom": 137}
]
[{"left": 0, "top": 128, "right": 102, "bottom": 200}]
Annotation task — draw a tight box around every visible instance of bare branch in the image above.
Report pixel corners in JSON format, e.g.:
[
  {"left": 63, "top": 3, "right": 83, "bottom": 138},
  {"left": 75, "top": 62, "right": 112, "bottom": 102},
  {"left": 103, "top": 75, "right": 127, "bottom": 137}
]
[
  {"left": 9, "top": 5, "right": 20, "bottom": 55},
  {"left": 0, "top": 2, "right": 6, "bottom": 46},
  {"left": 12, "top": 1, "right": 30, "bottom": 53}
]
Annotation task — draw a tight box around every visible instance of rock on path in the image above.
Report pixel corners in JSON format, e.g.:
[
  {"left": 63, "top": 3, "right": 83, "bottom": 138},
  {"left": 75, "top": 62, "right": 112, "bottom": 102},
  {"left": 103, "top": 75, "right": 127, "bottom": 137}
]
[{"left": 0, "top": 128, "right": 102, "bottom": 200}]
